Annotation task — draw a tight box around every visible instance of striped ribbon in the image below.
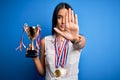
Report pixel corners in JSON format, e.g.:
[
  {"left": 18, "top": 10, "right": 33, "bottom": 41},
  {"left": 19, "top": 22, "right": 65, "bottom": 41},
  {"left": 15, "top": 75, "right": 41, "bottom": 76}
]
[
  {"left": 55, "top": 37, "right": 69, "bottom": 68},
  {"left": 16, "top": 27, "right": 26, "bottom": 52}
]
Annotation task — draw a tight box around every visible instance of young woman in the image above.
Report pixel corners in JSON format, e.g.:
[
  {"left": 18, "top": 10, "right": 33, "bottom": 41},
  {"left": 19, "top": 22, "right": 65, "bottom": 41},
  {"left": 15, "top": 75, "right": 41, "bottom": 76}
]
[{"left": 29, "top": 2, "right": 86, "bottom": 80}]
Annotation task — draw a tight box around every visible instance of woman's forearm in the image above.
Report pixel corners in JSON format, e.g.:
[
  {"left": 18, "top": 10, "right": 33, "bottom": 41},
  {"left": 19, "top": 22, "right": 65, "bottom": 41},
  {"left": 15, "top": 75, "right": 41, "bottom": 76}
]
[{"left": 33, "top": 57, "right": 44, "bottom": 76}]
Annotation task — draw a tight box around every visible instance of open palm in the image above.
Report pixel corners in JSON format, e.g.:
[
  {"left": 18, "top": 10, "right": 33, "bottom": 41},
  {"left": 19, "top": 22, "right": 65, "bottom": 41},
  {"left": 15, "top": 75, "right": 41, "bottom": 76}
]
[{"left": 54, "top": 8, "right": 79, "bottom": 41}]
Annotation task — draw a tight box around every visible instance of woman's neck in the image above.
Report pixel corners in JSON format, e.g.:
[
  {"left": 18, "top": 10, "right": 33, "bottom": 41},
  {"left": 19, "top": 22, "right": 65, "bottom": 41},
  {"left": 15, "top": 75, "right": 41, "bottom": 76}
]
[{"left": 56, "top": 34, "right": 65, "bottom": 43}]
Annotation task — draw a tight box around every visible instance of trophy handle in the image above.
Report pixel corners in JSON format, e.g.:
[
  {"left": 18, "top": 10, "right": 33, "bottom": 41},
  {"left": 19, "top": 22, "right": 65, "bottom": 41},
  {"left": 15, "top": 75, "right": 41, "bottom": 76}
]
[{"left": 31, "top": 40, "right": 34, "bottom": 50}]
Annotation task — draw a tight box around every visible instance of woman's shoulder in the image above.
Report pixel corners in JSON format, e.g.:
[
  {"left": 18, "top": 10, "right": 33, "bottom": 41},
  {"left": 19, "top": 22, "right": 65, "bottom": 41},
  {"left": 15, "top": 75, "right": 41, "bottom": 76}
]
[
  {"left": 40, "top": 35, "right": 55, "bottom": 43},
  {"left": 40, "top": 35, "right": 55, "bottom": 50},
  {"left": 44, "top": 35, "right": 56, "bottom": 40}
]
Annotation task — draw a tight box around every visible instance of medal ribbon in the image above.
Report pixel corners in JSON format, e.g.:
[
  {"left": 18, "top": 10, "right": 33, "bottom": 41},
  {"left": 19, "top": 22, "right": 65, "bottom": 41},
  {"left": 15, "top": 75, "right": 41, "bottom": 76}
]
[
  {"left": 16, "top": 27, "right": 26, "bottom": 52},
  {"left": 55, "top": 37, "right": 69, "bottom": 68},
  {"left": 35, "top": 27, "right": 41, "bottom": 49},
  {"left": 16, "top": 26, "right": 40, "bottom": 52}
]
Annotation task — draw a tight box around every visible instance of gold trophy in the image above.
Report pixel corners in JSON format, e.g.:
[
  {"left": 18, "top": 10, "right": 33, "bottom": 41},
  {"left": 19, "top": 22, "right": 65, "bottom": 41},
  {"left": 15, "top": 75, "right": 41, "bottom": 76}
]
[{"left": 24, "top": 23, "right": 40, "bottom": 58}]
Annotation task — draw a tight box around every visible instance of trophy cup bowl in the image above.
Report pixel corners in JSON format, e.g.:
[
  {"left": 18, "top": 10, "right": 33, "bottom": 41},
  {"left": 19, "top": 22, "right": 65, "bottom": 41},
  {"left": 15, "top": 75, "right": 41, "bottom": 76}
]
[{"left": 25, "top": 24, "right": 40, "bottom": 58}]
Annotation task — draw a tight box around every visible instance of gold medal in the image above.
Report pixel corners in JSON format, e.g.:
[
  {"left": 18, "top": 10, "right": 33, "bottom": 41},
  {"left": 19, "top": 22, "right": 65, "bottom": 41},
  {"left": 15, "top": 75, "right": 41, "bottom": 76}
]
[
  {"left": 54, "top": 68, "right": 67, "bottom": 77},
  {"left": 54, "top": 69, "right": 61, "bottom": 77}
]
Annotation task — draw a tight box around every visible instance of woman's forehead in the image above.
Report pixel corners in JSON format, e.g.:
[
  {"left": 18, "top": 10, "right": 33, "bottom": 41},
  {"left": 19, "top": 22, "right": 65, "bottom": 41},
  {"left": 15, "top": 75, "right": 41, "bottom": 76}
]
[{"left": 58, "top": 8, "right": 68, "bottom": 15}]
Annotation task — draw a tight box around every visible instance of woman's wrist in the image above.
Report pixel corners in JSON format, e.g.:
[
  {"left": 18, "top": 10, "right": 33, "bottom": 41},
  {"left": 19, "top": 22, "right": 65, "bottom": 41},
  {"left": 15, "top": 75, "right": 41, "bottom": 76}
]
[{"left": 71, "top": 35, "right": 81, "bottom": 44}]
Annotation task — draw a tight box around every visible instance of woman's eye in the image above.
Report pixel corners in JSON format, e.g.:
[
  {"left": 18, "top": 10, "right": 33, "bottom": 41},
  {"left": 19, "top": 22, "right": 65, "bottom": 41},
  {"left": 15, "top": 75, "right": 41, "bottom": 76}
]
[{"left": 57, "top": 15, "right": 62, "bottom": 19}]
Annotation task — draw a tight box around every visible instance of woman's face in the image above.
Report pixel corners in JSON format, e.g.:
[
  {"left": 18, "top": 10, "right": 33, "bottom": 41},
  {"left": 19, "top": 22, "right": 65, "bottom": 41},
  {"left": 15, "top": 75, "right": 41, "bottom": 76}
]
[{"left": 57, "top": 8, "right": 68, "bottom": 31}]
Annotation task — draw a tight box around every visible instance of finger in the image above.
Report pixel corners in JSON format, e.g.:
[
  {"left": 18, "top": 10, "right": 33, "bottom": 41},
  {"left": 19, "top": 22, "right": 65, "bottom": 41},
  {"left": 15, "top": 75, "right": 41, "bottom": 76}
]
[
  {"left": 54, "top": 27, "right": 64, "bottom": 36},
  {"left": 75, "top": 14, "right": 78, "bottom": 24},
  {"left": 26, "top": 48, "right": 29, "bottom": 51},
  {"left": 28, "top": 44, "right": 32, "bottom": 49},
  {"left": 65, "top": 12, "right": 68, "bottom": 24},
  {"left": 68, "top": 8, "right": 71, "bottom": 22},
  {"left": 27, "top": 47, "right": 31, "bottom": 50},
  {"left": 29, "top": 44, "right": 32, "bottom": 47},
  {"left": 54, "top": 28, "right": 71, "bottom": 40},
  {"left": 65, "top": 12, "right": 68, "bottom": 29},
  {"left": 71, "top": 10, "right": 74, "bottom": 23}
]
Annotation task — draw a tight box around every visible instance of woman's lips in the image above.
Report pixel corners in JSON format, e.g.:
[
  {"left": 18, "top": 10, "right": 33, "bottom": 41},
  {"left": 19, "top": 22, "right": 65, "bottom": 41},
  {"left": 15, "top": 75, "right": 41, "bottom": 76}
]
[{"left": 60, "top": 24, "right": 65, "bottom": 28}]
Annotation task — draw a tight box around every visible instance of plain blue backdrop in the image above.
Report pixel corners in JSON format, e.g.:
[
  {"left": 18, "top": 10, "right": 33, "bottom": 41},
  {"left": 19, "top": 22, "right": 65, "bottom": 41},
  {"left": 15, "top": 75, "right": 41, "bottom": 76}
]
[{"left": 0, "top": 0, "right": 120, "bottom": 80}]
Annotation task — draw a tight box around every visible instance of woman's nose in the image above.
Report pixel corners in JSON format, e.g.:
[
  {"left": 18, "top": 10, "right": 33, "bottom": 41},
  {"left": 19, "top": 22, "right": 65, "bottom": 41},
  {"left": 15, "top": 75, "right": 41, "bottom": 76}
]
[{"left": 62, "top": 18, "right": 65, "bottom": 24}]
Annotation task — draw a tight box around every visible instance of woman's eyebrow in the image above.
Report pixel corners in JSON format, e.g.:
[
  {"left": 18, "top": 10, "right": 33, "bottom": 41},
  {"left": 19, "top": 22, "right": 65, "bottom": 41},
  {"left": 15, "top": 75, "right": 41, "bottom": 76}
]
[
  {"left": 57, "top": 14, "right": 62, "bottom": 18},
  {"left": 58, "top": 14, "right": 62, "bottom": 16}
]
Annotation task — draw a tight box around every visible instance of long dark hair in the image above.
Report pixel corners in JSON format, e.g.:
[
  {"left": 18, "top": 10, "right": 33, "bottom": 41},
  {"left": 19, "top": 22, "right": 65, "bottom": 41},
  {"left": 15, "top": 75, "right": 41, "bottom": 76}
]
[{"left": 52, "top": 2, "right": 73, "bottom": 35}]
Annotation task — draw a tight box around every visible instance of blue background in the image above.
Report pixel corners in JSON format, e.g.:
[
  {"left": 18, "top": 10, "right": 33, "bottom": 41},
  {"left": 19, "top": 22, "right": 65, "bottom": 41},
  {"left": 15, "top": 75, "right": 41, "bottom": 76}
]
[{"left": 0, "top": 0, "right": 120, "bottom": 80}]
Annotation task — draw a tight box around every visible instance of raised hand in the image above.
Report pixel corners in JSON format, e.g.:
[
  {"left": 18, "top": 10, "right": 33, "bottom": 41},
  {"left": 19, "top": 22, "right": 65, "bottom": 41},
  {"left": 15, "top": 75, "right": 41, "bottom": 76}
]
[{"left": 54, "top": 8, "right": 79, "bottom": 41}]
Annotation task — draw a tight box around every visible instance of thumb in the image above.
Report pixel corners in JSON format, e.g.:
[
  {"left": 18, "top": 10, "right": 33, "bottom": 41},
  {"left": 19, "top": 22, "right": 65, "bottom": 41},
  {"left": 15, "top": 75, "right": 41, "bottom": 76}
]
[{"left": 54, "top": 27, "right": 64, "bottom": 36}]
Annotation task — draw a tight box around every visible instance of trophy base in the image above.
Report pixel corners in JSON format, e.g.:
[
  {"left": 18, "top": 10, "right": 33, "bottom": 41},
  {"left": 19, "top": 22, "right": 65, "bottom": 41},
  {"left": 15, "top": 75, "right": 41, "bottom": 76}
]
[{"left": 26, "top": 50, "right": 38, "bottom": 58}]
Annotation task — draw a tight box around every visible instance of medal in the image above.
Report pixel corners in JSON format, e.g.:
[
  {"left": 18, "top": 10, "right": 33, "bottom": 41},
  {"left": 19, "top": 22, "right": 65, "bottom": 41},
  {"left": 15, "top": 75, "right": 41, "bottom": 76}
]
[
  {"left": 54, "top": 69, "right": 61, "bottom": 77},
  {"left": 54, "top": 68, "right": 67, "bottom": 77}
]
